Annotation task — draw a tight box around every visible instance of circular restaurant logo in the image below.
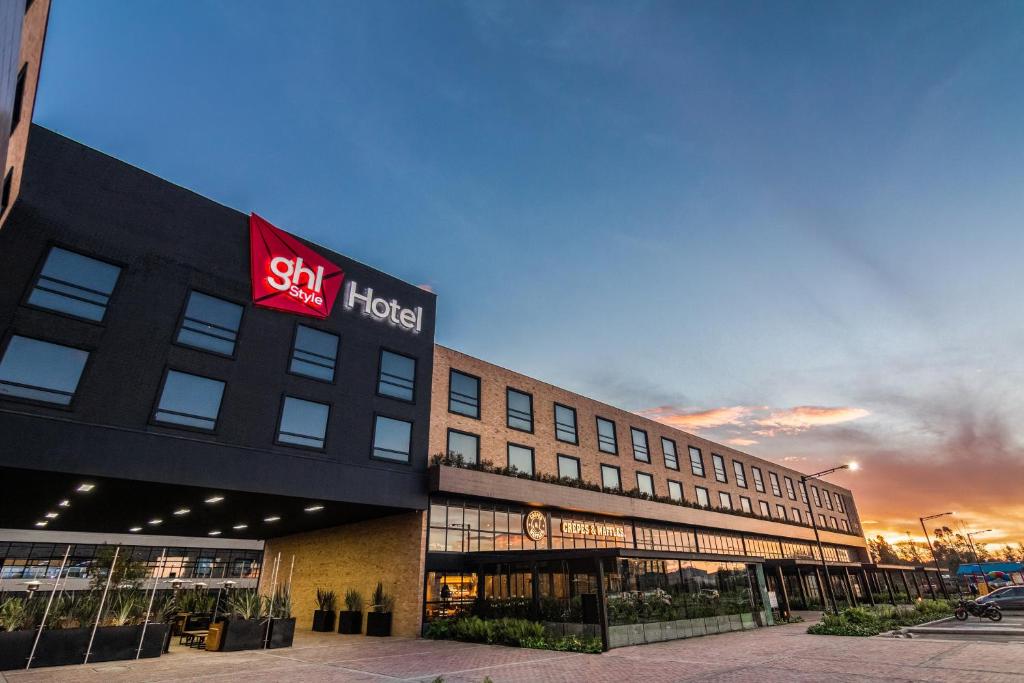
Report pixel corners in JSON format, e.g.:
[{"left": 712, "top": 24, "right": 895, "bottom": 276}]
[{"left": 524, "top": 510, "right": 547, "bottom": 541}]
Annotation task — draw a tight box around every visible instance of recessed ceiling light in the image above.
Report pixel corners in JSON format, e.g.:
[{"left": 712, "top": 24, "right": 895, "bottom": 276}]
[
  {"left": 173, "top": 508, "right": 190, "bottom": 516},
  {"left": 129, "top": 526, "right": 142, "bottom": 532},
  {"left": 263, "top": 516, "right": 280, "bottom": 523},
  {"left": 208, "top": 530, "right": 221, "bottom": 536},
  {"left": 76, "top": 483, "right": 95, "bottom": 493},
  {"left": 232, "top": 524, "right": 248, "bottom": 530},
  {"left": 35, "top": 521, "right": 48, "bottom": 527},
  {"left": 304, "top": 505, "right": 324, "bottom": 512},
  {"left": 148, "top": 518, "right": 162, "bottom": 526},
  {"left": 204, "top": 496, "right": 224, "bottom": 504},
  {"left": 44, "top": 512, "right": 59, "bottom": 519},
  {"left": 58, "top": 500, "right": 70, "bottom": 508}
]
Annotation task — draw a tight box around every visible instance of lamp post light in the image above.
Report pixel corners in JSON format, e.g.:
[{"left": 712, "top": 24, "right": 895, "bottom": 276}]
[
  {"left": 965, "top": 529, "right": 992, "bottom": 594},
  {"left": 919, "top": 512, "right": 952, "bottom": 598},
  {"left": 799, "top": 461, "right": 859, "bottom": 614}
]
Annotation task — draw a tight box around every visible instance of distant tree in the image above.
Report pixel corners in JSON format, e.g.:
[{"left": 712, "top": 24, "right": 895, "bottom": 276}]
[
  {"left": 868, "top": 536, "right": 904, "bottom": 565},
  {"left": 894, "top": 537, "right": 924, "bottom": 564}
]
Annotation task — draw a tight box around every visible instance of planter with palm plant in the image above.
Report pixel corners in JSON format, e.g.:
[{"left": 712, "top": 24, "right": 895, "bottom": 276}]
[
  {"left": 210, "top": 589, "right": 266, "bottom": 652},
  {"left": 338, "top": 588, "right": 364, "bottom": 634},
  {"left": 366, "top": 582, "right": 395, "bottom": 637},
  {"left": 266, "top": 586, "right": 295, "bottom": 649},
  {"left": 312, "top": 588, "right": 337, "bottom": 632}
]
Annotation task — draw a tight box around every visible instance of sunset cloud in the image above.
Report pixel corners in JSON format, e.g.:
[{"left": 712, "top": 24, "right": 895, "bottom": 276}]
[
  {"left": 639, "top": 404, "right": 869, "bottom": 440},
  {"left": 753, "top": 406, "right": 870, "bottom": 436},
  {"left": 726, "top": 438, "right": 759, "bottom": 446},
  {"left": 640, "top": 405, "right": 751, "bottom": 430}
]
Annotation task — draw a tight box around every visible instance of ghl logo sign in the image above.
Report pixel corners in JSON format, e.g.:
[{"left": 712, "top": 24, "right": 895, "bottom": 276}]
[{"left": 249, "top": 214, "right": 344, "bottom": 318}]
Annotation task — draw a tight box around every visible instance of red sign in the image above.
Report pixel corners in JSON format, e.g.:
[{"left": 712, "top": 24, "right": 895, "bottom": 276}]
[{"left": 249, "top": 213, "right": 344, "bottom": 318}]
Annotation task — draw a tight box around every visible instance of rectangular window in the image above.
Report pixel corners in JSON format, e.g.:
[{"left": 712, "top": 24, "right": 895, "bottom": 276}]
[
  {"left": 176, "top": 291, "right": 243, "bottom": 356},
  {"left": 776, "top": 504, "right": 787, "bottom": 520},
  {"left": 636, "top": 472, "right": 654, "bottom": 496},
  {"left": 557, "top": 454, "right": 580, "bottom": 480},
  {"left": 811, "top": 485, "right": 822, "bottom": 507},
  {"left": 277, "top": 396, "right": 329, "bottom": 449},
  {"left": 739, "top": 496, "right": 752, "bottom": 513},
  {"left": 377, "top": 350, "right": 416, "bottom": 401},
  {"left": 28, "top": 247, "right": 121, "bottom": 322},
  {"left": 668, "top": 480, "right": 683, "bottom": 502},
  {"left": 11, "top": 63, "right": 26, "bottom": 133},
  {"left": 751, "top": 466, "right": 765, "bottom": 493},
  {"left": 554, "top": 403, "right": 578, "bottom": 444},
  {"left": 695, "top": 486, "right": 710, "bottom": 507},
  {"left": 829, "top": 516, "right": 838, "bottom": 529},
  {"left": 289, "top": 325, "right": 339, "bottom": 381},
  {"left": 718, "top": 491, "right": 732, "bottom": 509},
  {"left": 507, "top": 443, "right": 534, "bottom": 475},
  {"left": 759, "top": 500, "right": 771, "bottom": 518},
  {"left": 689, "top": 446, "right": 705, "bottom": 477},
  {"left": 712, "top": 454, "right": 727, "bottom": 483},
  {"left": 823, "top": 489, "right": 834, "bottom": 510},
  {"left": 819, "top": 513, "right": 828, "bottom": 527},
  {"left": 733, "top": 461, "right": 747, "bottom": 488},
  {"left": 601, "top": 464, "right": 621, "bottom": 491},
  {"left": 662, "top": 437, "right": 678, "bottom": 470},
  {"left": 372, "top": 415, "right": 413, "bottom": 462},
  {"left": 154, "top": 370, "right": 225, "bottom": 430},
  {"left": 835, "top": 492, "right": 845, "bottom": 513},
  {"left": 449, "top": 370, "right": 480, "bottom": 418},
  {"left": 506, "top": 388, "right": 533, "bottom": 432},
  {"left": 769, "top": 471, "right": 782, "bottom": 497},
  {"left": 800, "top": 481, "right": 809, "bottom": 503},
  {"left": 841, "top": 519, "right": 850, "bottom": 532},
  {"left": 446, "top": 429, "right": 479, "bottom": 464},
  {"left": 0, "top": 336, "right": 88, "bottom": 405},
  {"left": 792, "top": 508, "right": 803, "bottom": 524},
  {"left": 630, "top": 428, "right": 650, "bottom": 462},
  {"left": 596, "top": 417, "right": 617, "bottom": 453},
  {"left": 784, "top": 476, "right": 797, "bottom": 500}
]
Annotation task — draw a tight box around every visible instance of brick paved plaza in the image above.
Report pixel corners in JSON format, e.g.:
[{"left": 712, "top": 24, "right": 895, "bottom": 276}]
[{"left": 3, "top": 617, "right": 1024, "bottom": 683}]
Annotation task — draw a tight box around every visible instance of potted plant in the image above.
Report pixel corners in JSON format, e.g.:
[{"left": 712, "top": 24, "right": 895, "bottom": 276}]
[
  {"left": 210, "top": 589, "right": 265, "bottom": 652},
  {"left": 338, "top": 588, "right": 363, "bottom": 634},
  {"left": 266, "top": 587, "right": 296, "bottom": 649},
  {"left": 0, "top": 597, "right": 39, "bottom": 670},
  {"left": 312, "top": 588, "right": 337, "bottom": 632},
  {"left": 365, "top": 582, "right": 394, "bottom": 637}
]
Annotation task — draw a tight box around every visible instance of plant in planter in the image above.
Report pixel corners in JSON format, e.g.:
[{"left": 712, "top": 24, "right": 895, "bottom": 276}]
[
  {"left": 209, "top": 589, "right": 266, "bottom": 652},
  {"left": 338, "top": 588, "right": 364, "bottom": 634},
  {"left": 366, "top": 582, "right": 395, "bottom": 637},
  {"left": 312, "top": 588, "right": 337, "bottom": 632},
  {"left": 265, "top": 586, "right": 296, "bottom": 649}
]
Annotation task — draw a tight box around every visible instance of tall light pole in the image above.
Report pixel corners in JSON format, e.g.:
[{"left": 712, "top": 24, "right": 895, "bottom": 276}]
[
  {"left": 799, "top": 462, "right": 858, "bottom": 614},
  {"left": 919, "top": 512, "right": 952, "bottom": 599},
  {"left": 965, "top": 530, "right": 991, "bottom": 594}
]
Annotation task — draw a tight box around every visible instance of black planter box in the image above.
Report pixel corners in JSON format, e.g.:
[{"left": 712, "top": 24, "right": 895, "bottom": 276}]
[
  {"left": 87, "top": 624, "right": 168, "bottom": 663},
  {"left": 219, "top": 618, "right": 267, "bottom": 652},
  {"left": 267, "top": 618, "right": 296, "bottom": 648},
  {"left": 365, "top": 612, "right": 392, "bottom": 637},
  {"left": 311, "top": 610, "right": 335, "bottom": 632},
  {"left": 0, "top": 624, "right": 168, "bottom": 671},
  {"left": 0, "top": 629, "right": 36, "bottom": 671},
  {"left": 26, "top": 627, "right": 90, "bottom": 669},
  {"left": 337, "top": 610, "right": 362, "bottom": 634}
]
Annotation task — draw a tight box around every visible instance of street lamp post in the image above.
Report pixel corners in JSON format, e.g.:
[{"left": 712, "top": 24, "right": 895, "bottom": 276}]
[
  {"left": 799, "top": 462, "right": 858, "bottom": 614},
  {"left": 965, "top": 530, "right": 992, "bottom": 594},
  {"left": 919, "top": 512, "right": 952, "bottom": 599}
]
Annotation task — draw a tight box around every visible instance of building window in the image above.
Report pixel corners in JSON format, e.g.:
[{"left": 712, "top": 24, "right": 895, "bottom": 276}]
[
  {"left": 829, "top": 516, "right": 838, "bottom": 529},
  {"left": 289, "top": 325, "right": 339, "bottom": 381},
  {"left": 660, "top": 437, "right": 678, "bottom": 470},
  {"left": 601, "top": 464, "right": 621, "bottom": 491},
  {"left": 784, "top": 476, "right": 797, "bottom": 500},
  {"left": 841, "top": 519, "right": 850, "bottom": 532},
  {"left": 554, "top": 404, "right": 578, "bottom": 444},
  {"left": 277, "top": 396, "right": 329, "bottom": 449},
  {"left": 449, "top": 370, "right": 480, "bottom": 418},
  {"left": 823, "top": 489, "right": 834, "bottom": 510},
  {"left": 636, "top": 472, "right": 654, "bottom": 496},
  {"left": 811, "top": 485, "right": 822, "bottom": 507},
  {"left": 28, "top": 247, "right": 121, "bottom": 322},
  {"left": 835, "top": 492, "right": 845, "bottom": 513},
  {"left": 447, "top": 429, "right": 479, "bottom": 464},
  {"left": 11, "top": 63, "right": 26, "bottom": 133},
  {"left": 769, "top": 472, "right": 782, "bottom": 497},
  {"left": 695, "top": 486, "right": 710, "bottom": 507},
  {"left": 758, "top": 500, "right": 771, "bottom": 518},
  {"left": 776, "top": 504, "right": 787, "bottom": 520},
  {"left": 818, "top": 513, "right": 828, "bottom": 527},
  {"left": 751, "top": 466, "right": 765, "bottom": 493},
  {"left": 800, "top": 481, "right": 809, "bottom": 503},
  {"left": 0, "top": 336, "right": 88, "bottom": 405},
  {"left": 557, "top": 454, "right": 580, "bottom": 480},
  {"left": 377, "top": 350, "right": 416, "bottom": 401},
  {"left": 176, "top": 291, "right": 243, "bottom": 356},
  {"left": 689, "top": 446, "right": 705, "bottom": 477},
  {"left": 506, "top": 388, "right": 533, "bottom": 432},
  {"left": 732, "top": 461, "right": 747, "bottom": 488},
  {"left": 718, "top": 492, "right": 732, "bottom": 509},
  {"left": 739, "top": 496, "right": 752, "bottom": 513},
  {"left": 712, "top": 454, "right": 727, "bottom": 483},
  {"left": 1, "top": 168, "right": 11, "bottom": 215},
  {"left": 792, "top": 508, "right": 803, "bottom": 524},
  {"left": 372, "top": 415, "right": 412, "bottom": 462},
  {"left": 630, "top": 428, "right": 650, "bottom": 462},
  {"left": 507, "top": 443, "right": 534, "bottom": 475},
  {"left": 154, "top": 370, "right": 225, "bottom": 430},
  {"left": 596, "top": 417, "right": 617, "bottom": 454},
  {"left": 668, "top": 480, "right": 683, "bottom": 502}
]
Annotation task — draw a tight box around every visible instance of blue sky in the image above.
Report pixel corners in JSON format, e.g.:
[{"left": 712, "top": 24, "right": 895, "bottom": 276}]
[{"left": 35, "top": 0, "right": 1024, "bottom": 544}]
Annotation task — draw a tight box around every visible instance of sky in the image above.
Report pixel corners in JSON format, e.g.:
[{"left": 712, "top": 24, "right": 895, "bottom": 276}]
[{"left": 35, "top": 0, "right": 1024, "bottom": 551}]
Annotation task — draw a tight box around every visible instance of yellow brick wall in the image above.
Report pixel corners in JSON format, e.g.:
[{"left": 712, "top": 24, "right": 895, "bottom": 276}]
[{"left": 261, "top": 511, "right": 427, "bottom": 638}]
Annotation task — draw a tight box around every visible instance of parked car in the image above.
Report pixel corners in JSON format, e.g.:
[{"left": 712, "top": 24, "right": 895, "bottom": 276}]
[{"left": 977, "top": 586, "right": 1024, "bottom": 610}]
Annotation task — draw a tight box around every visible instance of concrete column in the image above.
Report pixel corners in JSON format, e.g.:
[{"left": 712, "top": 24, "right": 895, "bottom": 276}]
[
  {"left": 794, "top": 568, "right": 808, "bottom": 609},
  {"left": 843, "top": 567, "right": 857, "bottom": 607},
  {"left": 594, "top": 557, "right": 609, "bottom": 652},
  {"left": 863, "top": 570, "right": 875, "bottom": 606},
  {"left": 775, "top": 565, "right": 791, "bottom": 617},
  {"left": 883, "top": 571, "right": 897, "bottom": 606}
]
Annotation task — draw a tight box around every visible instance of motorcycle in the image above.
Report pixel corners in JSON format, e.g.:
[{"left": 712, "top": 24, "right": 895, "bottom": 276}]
[{"left": 954, "top": 598, "right": 1003, "bottom": 622}]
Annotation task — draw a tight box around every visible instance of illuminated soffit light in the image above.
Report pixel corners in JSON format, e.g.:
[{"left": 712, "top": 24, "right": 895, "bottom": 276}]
[
  {"left": 76, "top": 483, "right": 95, "bottom": 493},
  {"left": 173, "top": 508, "right": 190, "bottom": 516},
  {"left": 205, "top": 496, "right": 224, "bottom": 504},
  {"left": 263, "top": 516, "right": 281, "bottom": 523},
  {"left": 304, "top": 505, "right": 324, "bottom": 512}
]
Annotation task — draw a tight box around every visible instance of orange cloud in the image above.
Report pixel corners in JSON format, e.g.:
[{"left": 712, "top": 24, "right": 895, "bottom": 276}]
[
  {"left": 640, "top": 405, "right": 751, "bottom": 430},
  {"left": 726, "top": 437, "right": 759, "bottom": 446},
  {"left": 753, "top": 406, "right": 869, "bottom": 435}
]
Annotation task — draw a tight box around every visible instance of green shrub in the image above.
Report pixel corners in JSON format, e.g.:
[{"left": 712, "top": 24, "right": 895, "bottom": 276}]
[
  {"left": 807, "top": 600, "right": 953, "bottom": 636},
  {"left": 425, "top": 616, "right": 600, "bottom": 652},
  {"left": 344, "top": 588, "right": 364, "bottom": 612}
]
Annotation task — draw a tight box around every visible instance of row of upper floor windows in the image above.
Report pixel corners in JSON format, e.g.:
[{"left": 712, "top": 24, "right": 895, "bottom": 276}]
[{"left": 447, "top": 369, "right": 848, "bottom": 514}]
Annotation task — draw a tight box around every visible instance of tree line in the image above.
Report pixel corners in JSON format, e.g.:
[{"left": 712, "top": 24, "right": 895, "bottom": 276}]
[{"left": 867, "top": 526, "right": 1024, "bottom": 571}]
